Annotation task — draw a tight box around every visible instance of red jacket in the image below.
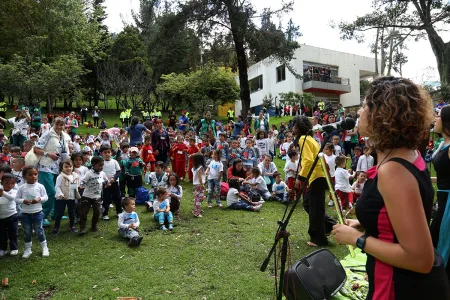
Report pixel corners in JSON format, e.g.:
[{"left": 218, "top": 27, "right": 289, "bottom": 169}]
[
  {"left": 170, "top": 143, "right": 188, "bottom": 161},
  {"left": 141, "top": 144, "right": 156, "bottom": 163}
]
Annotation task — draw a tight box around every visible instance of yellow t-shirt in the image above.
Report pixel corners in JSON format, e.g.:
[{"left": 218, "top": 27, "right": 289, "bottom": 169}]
[{"left": 298, "top": 135, "right": 324, "bottom": 184}]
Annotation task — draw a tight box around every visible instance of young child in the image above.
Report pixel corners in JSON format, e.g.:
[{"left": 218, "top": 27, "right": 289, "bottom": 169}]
[
  {"left": 118, "top": 197, "right": 143, "bottom": 247},
  {"left": 271, "top": 172, "right": 289, "bottom": 204},
  {"left": 100, "top": 145, "right": 122, "bottom": 220},
  {"left": 144, "top": 163, "right": 152, "bottom": 185},
  {"left": 79, "top": 156, "right": 109, "bottom": 234},
  {"left": 244, "top": 167, "right": 271, "bottom": 202},
  {"left": 11, "top": 156, "right": 25, "bottom": 186},
  {"left": 239, "top": 132, "right": 247, "bottom": 149},
  {"left": 170, "top": 136, "right": 188, "bottom": 180},
  {"left": 214, "top": 133, "right": 229, "bottom": 181},
  {"left": 153, "top": 187, "right": 174, "bottom": 231},
  {"left": 323, "top": 143, "right": 337, "bottom": 207},
  {"left": 352, "top": 171, "right": 367, "bottom": 202},
  {"left": 200, "top": 138, "right": 214, "bottom": 167},
  {"left": 280, "top": 133, "right": 293, "bottom": 159},
  {"left": 40, "top": 117, "right": 51, "bottom": 136},
  {"left": 241, "top": 139, "right": 258, "bottom": 171},
  {"left": 334, "top": 156, "right": 356, "bottom": 210},
  {"left": 351, "top": 146, "right": 362, "bottom": 172},
  {"left": 268, "top": 130, "right": 276, "bottom": 158},
  {"left": 226, "top": 179, "right": 262, "bottom": 211},
  {"left": 141, "top": 136, "right": 156, "bottom": 172},
  {"left": 22, "top": 140, "right": 34, "bottom": 156},
  {"left": 332, "top": 135, "right": 343, "bottom": 156},
  {"left": 0, "top": 173, "right": 19, "bottom": 257},
  {"left": 283, "top": 150, "right": 299, "bottom": 201},
  {"left": 16, "top": 166, "right": 49, "bottom": 258},
  {"left": 255, "top": 130, "right": 269, "bottom": 160},
  {"left": 81, "top": 149, "right": 92, "bottom": 169},
  {"left": 228, "top": 138, "right": 241, "bottom": 167},
  {"left": 125, "top": 147, "right": 145, "bottom": 197},
  {"left": 53, "top": 160, "right": 80, "bottom": 234},
  {"left": 186, "top": 137, "right": 200, "bottom": 183},
  {"left": 10, "top": 147, "right": 21, "bottom": 159},
  {"left": 356, "top": 146, "right": 374, "bottom": 172},
  {"left": 167, "top": 173, "right": 183, "bottom": 218},
  {"left": 72, "top": 135, "right": 81, "bottom": 153},
  {"left": 192, "top": 153, "right": 206, "bottom": 218},
  {"left": 145, "top": 161, "right": 168, "bottom": 211},
  {"left": 205, "top": 150, "right": 223, "bottom": 208},
  {"left": 0, "top": 144, "right": 11, "bottom": 164}
]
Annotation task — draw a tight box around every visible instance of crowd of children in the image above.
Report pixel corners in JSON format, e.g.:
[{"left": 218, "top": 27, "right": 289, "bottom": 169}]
[{"left": 0, "top": 105, "right": 375, "bottom": 259}]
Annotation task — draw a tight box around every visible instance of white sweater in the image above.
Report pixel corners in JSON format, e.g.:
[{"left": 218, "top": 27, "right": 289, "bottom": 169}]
[
  {"left": 356, "top": 155, "right": 374, "bottom": 172},
  {"left": 0, "top": 189, "right": 18, "bottom": 219},
  {"left": 15, "top": 183, "right": 48, "bottom": 214}
]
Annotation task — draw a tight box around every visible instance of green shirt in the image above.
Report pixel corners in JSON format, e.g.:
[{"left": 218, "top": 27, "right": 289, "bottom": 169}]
[{"left": 125, "top": 157, "right": 144, "bottom": 175}]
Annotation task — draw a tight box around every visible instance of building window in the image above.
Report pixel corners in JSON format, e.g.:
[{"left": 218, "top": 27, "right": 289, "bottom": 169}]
[
  {"left": 276, "top": 65, "right": 286, "bottom": 82},
  {"left": 249, "top": 75, "right": 263, "bottom": 93}
]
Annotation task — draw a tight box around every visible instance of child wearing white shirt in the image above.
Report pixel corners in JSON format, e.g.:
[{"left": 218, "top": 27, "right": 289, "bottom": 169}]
[
  {"left": 271, "top": 172, "right": 289, "bottom": 204},
  {"left": 118, "top": 197, "right": 143, "bottom": 246},
  {"left": 226, "top": 179, "right": 261, "bottom": 211},
  {"left": 332, "top": 135, "right": 343, "bottom": 156},
  {"left": 351, "top": 171, "right": 367, "bottom": 202},
  {"left": 323, "top": 143, "right": 337, "bottom": 207},
  {"left": 0, "top": 174, "right": 19, "bottom": 257},
  {"left": 334, "top": 156, "right": 356, "bottom": 210},
  {"left": 283, "top": 150, "right": 299, "bottom": 201},
  {"left": 205, "top": 150, "right": 223, "bottom": 208},
  {"left": 356, "top": 146, "right": 374, "bottom": 172},
  {"left": 153, "top": 187, "right": 174, "bottom": 231},
  {"left": 244, "top": 167, "right": 271, "bottom": 202}
]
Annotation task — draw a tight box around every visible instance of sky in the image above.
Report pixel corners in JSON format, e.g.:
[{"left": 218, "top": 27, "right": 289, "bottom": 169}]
[{"left": 103, "top": 0, "right": 448, "bottom": 83}]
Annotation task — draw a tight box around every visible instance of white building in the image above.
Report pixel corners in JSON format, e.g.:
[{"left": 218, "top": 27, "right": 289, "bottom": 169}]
[{"left": 235, "top": 44, "right": 380, "bottom": 114}]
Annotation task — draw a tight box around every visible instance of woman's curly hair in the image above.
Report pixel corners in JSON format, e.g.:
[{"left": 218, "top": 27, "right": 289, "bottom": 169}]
[
  {"left": 293, "top": 115, "right": 313, "bottom": 137},
  {"left": 364, "top": 76, "right": 433, "bottom": 151}
]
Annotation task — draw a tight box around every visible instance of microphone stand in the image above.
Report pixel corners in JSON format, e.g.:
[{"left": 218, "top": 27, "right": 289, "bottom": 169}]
[{"left": 260, "top": 130, "right": 334, "bottom": 300}]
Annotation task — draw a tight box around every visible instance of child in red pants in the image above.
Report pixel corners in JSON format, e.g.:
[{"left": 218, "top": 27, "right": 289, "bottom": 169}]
[
  {"left": 334, "top": 156, "right": 356, "bottom": 210},
  {"left": 170, "top": 136, "right": 188, "bottom": 180},
  {"left": 141, "top": 136, "right": 156, "bottom": 172},
  {"left": 186, "top": 137, "right": 200, "bottom": 182}
]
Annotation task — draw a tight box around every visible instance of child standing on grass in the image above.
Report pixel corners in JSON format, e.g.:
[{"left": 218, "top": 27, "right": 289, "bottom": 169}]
[
  {"left": 323, "top": 143, "right": 337, "bottom": 207},
  {"left": 192, "top": 153, "right": 206, "bottom": 218},
  {"left": 332, "top": 135, "right": 343, "bottom": 156},
  {"left": 241, "top": 139, "right": 258, "bottom": 171},
  {"left": 205, "top": 150, "right": 223, "bottom": 209},
  {"left": 167, "top": 173, "right": 183, "bottom": 218},
  {"left": 79, "top": 156, "right": 109, "bottom": 234},
  {"left": 153, "top": 187, "right": 174, "bottom": 231},
  {"left": 226, "top": 179, "right": 262, "bottom": 211},
  {"left": 186, "top": 137, "right": 200, "bottom": 182},
  {"left": 356, "top": 145, "right": 374, "bottom": 172},
  {"left": 118, "top": 197, "right": 143, "bottom": 247},
  {"left": 334, "top": 156, "right": 356, "bottom": 210},
  {"left": 125, "top": 147, "right": 145, "bottom": 197},
  {"left": 214, "top": 133, "right": 229, "bottom": 182},
  {"left": 53, "top": 160, "right": 80, "bottom": 234},
  {"left": 0, "top": 174, "right": 19, "bottom": 257},
  {"left": 16, "top": 166, "right": 49, "bottom": 258},
  {"left": 170, "top": 135, "right": 188, "bottom": 180},
  {"left": 100, "top": 145, "right": 122, "bottom": 220},
  {"left": 271, "top": 172, "right": 289, "bottom": 204},
  {"left": 141, "top": 136, "right": 156, "bottom": 172},
  {"left": 283, "top": 150, "right": 299, "bottom": 201}
]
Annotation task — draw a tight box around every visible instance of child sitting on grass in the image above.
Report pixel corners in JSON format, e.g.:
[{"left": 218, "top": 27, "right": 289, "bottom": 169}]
[
  {"left": 226, "top": 179, "right": 262, "bottom": 211},
  {"left": 271, "top": 172, "right": 289, "bottom": 204},
  {"left": 118, "top": 197, "right": 143, "bottom": 247},
  {"left": 244, "top": 167, "right": 271, "bottom": 203},
  {"left": 153, "top": 187, "right": 174, "bottom": 231},
  {"left": 351, "top": 171, "right": 367, "bottom": 202},
  {"left": 167, "top": 173, "right": 183, "bottom": 218}
]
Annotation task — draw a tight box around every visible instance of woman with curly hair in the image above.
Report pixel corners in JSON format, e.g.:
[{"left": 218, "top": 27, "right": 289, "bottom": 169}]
[
  {"left": 292, "top": 115, "right": 336, "bottom": 247},
  {"left": 333, "top": 77, "right": 449, "bottom": 299}
]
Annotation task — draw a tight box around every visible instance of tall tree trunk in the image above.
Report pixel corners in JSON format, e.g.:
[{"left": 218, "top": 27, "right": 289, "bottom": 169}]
[{"left": 374, "top": 28, "right": 380, "bottom": 75}]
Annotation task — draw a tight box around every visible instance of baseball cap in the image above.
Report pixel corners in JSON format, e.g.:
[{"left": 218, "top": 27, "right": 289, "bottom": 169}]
[
  {"left": 87, "top": 138, "right": 94, "bottom": 144},
  {"left": 130, "top": 147, "right": 139, "bottom": 153},
  {"left": 74, "top": 135, "right": 80, "bottom": 140}
]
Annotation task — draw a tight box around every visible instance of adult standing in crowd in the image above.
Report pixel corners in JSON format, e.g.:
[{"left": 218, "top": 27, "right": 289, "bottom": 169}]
[
  {"left": 65, "top": 111, "right": 79, "bottom": 141},
  {"left": 197, "top": 111, "right": 216, "bottom": 139},
  {"left": 227, "top": 107, "right": 234, "bottom": 122},
  {"left": 126, "top": 116, "right": 151, "bottom": 147},
  {"left": 178, "top": 110, "right": 189, "bottom": 133},
  {"left": 431, "top": 104, "right": 450, "bottom": 278},
  {"left": 30, "top": 108, "right": 42, "bottom": 132},
  {"left": 151, "top": 118, "right": 170, "bottom": 164},
  {"left": 293, "top": 116, "right": 336, "bottom": 247},
  {"left": 333, "top": 77, "right": 449, "bottom": 299},
  {"left": 0, "top": 108, "right": 31, "bottom": 148},
  {"left": 231, "top": 115, "right": 244, "bottom": 139},
  {"left": 34, "top": 117, "right": 71, "bottom": 227},
  {"left": 168, "top": 110, "right": 177, "bottom": 130},
  {"left": 80, "top": 106, "right": 88, "bottom": 124},
  {"left": 92, "top": 106, "right": 101, "bottom": 128},
  {"left": 254, "top": 111, "right": 269, "bottom": 134}
]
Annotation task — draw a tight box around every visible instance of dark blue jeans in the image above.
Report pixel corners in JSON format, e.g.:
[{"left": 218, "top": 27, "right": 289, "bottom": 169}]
[
  {"left": 228, "top": 200, "right": 254, "bottom": 211},
  {"left": 0, "top": 214, "right": 19, "bottom": 251},
  {"left": 20, "top": 211, "right": 46, "bottom": 243}
]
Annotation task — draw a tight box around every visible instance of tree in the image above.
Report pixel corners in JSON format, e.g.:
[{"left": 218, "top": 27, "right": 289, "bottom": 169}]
[
  {"left": 279, "top": 92, "right": 314, "bottom": 111},
  {"left": 158, "top": 65, "right": 239, "bottom": 116},
  {"left": 262, "top": 94, "right": 274, "bottom": 109},
  {"left": 173, "top": 0, "right": 300, "bottom": 116},
  {"left": 333, "top": 0, "right": 450, "bottom": 83}
]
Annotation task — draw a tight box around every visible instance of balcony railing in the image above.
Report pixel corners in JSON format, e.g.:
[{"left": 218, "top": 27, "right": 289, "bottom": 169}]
[{"left": 303, "top": 75, "right": 350, "bottom": 85}]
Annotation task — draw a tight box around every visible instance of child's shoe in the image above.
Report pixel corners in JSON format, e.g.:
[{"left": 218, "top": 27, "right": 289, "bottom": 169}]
[
  {"left": 0, "top": 250, "right": 7, "bottom": 257},
  {"left": 102, "top": 215, "right": 110, "bottom": 221},
  {"left": 10, "top": 250, "right": 18, "bottom": 256},
  {"left": 207, "top": 204, "right": 213, "bottom": 208},
  {"left": 52, "top": 227, "right": 59, "bottom": 235},
  {"left": 137, "top": 236, "right": 143, "bottom": 246},
  {"left": 168, "top": 224, "right": 174, "bottom": 231},
  {"left": 22, "top": 242, "right": 32, "bottom": 259},
  {"left": 161, "top": 225, "right": 168, "bottom": 231},
  {"left": 328, "top": 200, "right": 334, "bottom": 207},
  {"left": 41, "top": 241, "right": 49, "bottom": 257},
  {"left": 128, "top": 236, "right": 140, "bottom": 247},
  {"left": 43, "top": 219, "right": 51, "bottom": 227},
  {"left": 253, "top": 204, "right": 262, "bottom": 211},
  {"left": 70, "top": 226, "right": 78, "bottom": 233}
]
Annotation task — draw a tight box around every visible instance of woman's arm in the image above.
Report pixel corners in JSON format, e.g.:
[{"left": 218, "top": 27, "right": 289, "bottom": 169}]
[
  {"left": 0, "top": 116, "right": 7, "bottom": 123},
  {"left": 334, "top": 162, "right": 435, "bottom": 274}
]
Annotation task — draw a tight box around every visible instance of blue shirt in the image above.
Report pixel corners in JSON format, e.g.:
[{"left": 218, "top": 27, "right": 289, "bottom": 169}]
[
  {"left": 178, "top": 115, "right": 188, "bottom": 131},
  {"left": 127, "top": 124, "right": 147, "bottom": 146},
  {"left": 232, "top": 121, "right": 244, "bottom": 137}
]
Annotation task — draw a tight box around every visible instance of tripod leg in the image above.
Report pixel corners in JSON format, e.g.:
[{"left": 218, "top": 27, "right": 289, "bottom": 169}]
[{"left": 278, "top": 233, "right": 290, "bottom": 300}]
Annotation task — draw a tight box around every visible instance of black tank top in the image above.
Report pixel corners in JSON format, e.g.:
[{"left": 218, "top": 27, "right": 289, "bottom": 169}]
[
  {"left": 356, "top": 156, "right": 449, "bottom": 299},
  {"left": 433, "top": 144, "right": 450, "bottom": 190}
]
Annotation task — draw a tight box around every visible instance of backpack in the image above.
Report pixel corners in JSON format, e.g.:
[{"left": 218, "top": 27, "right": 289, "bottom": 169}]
[
  {"left": 135, "top": 186, "right": 150, "bottom": 204},
  {"left": 220, "top": 182, "right": 229, "bottom": 200}
]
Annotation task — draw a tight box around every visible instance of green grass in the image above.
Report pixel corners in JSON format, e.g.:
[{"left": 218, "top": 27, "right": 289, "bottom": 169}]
[{"left": 0, "top": 112, "right": 352, "bottom": 299}]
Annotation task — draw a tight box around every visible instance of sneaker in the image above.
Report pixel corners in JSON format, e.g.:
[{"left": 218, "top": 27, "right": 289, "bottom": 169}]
[
  {"left": 194, "top": 214, "right": 203, "bottom": 218},
  {"left": 52, "top": 227, "right": 59, "bottom": 235},
  {"left": 168, "top": 224, "right": 174, "bottom": 231},
  {"left": 70, "top": 226, "right": 78, "bottom": 233},
  {"left": 161, "top": 225, "right": 168, "bottom": 231},
  {"left": 328, "top": 200, "right": 334, "bottom": 207},
  {"left": 10, "top": 250, "right": 18, "bottom": 256},
  {"left": 0, "top": 250, "right": 7, "bottom": 257},
  {"left": 102, "top": 215, "right": 110, "bottom": 221},
  {"left": 217, "top": 203, "right": 223, "bottom": 208},
  {"left": 42, "top": 248, "right": 50, "bottom": 257},
  {"left": 22, "top": 249, "right": 32, "bottom": 259},
  {"left": 43, "top": 219, "right": 51, "bottom": 227},
  {"left": 79, "top": 228, "right": 87, "bottom": 235},
  {"left": 258, "top": 200, "right": 265, "bottom": 204},
  {"left": 253, "top": 204, "right": 262, "bottom": 211},
  {"left": 128, "top": 236, "right": 139, "bottom": 247},
  {"left": 137, "top": 236, "right": 143, "bottom": 246},
  {"left": 207, "top": 204, "right": 213, "bottom": 208},
  {"left": 109, "top": 204, "right": 114, "bottom": 208},
  {"left": 61, "top": 216, "right": 68, "bottom": 220}
]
